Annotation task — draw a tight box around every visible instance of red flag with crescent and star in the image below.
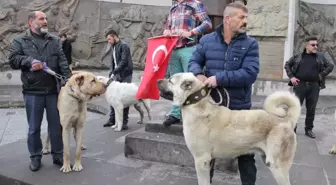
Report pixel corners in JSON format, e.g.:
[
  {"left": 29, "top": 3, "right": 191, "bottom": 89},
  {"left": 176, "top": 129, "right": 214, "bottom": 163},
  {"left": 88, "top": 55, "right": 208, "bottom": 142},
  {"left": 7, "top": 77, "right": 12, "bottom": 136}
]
[{"left": 135, "top": 35, "right": 179, "bottom": 100}]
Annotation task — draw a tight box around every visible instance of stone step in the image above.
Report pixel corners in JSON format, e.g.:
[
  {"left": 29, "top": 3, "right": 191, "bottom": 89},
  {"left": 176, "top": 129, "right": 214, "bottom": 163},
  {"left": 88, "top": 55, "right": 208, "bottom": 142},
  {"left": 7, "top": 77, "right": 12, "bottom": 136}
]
[
  {"left": 145, "top": 122, "right": 183, "bottom": 136},
  {"left": 124, "top": 131, "right": 238, "bottom": 174}
]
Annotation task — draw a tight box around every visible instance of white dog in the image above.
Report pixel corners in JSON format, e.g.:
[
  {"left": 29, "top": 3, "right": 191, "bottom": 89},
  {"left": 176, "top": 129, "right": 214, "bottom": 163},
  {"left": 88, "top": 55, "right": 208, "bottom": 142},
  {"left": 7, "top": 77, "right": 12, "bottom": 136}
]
[
  {"left": 329, "top": 110, "right": 336, "bottom": 154},
  {"left": 97, "top": 76, "right": 151, "bottom": 131},
  {"left": 157, "top": 73, "right": 301, "bottom": 185}
]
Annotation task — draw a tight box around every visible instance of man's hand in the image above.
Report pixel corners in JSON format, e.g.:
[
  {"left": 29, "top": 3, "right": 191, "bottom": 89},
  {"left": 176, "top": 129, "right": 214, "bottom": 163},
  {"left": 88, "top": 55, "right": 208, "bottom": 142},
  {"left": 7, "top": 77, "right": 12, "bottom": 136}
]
[
  {"left": 163, "top": 29, "right": 172, "bottom": 37},
  {"left": 290, "top": 77, "right": 300, "bottom": 86},
  {"left": 31, "top": 59, "right": 43, "bottom": 71},
  {"left": 178, "top": 30, "right": 193, "bottom": 38},
  {"left": 196, "top": 74, "right": 207, "bottom": 83},
  {"left": 204, "top": 76, "right": 217, "bottom": 88}
]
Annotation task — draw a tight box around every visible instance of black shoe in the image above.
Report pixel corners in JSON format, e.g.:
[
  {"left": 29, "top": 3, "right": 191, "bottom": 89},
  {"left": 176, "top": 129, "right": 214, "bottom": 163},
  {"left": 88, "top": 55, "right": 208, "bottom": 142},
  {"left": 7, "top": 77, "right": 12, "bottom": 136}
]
[
  {"left": 103, "top": 120, "right": 115, "bottom": 127},
  {"left": 163, "top": 116, "right": 180, "bottom": 127},
  {"left": 305, "top": 130, "right": 316, "bottom": 138},
  {"left": 294, "top": 126, "right": 297, "bottom": 133},
  {"left": 122, "top": 125, "right": 129, "bottom": 130},
  {"left": 29, "top": 158, "right": 41, "bottom": 172},
  {"left": 53, "top": 157, "right": 63, "bottom": 166}
]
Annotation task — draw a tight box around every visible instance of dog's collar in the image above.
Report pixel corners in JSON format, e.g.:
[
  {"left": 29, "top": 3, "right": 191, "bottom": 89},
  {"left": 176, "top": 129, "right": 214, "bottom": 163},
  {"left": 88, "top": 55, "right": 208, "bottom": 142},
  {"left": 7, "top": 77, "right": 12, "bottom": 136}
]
[
  {"left": 68, "top": 85, "right": 82, "bottom": 102},
  {"left": 183, "top": 86, "right": 211, "bottom": 106}
]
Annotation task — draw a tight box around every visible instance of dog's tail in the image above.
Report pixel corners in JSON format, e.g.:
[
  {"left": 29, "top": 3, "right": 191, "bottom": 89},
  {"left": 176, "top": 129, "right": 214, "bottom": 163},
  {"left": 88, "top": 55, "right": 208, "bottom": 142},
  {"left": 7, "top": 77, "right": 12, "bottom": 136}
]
[
  {"left": 263, "top": 91, "right": 301, "bottom": 129},
  {"left": 141, "top": 99, "right": 152, "bottom": 120}
]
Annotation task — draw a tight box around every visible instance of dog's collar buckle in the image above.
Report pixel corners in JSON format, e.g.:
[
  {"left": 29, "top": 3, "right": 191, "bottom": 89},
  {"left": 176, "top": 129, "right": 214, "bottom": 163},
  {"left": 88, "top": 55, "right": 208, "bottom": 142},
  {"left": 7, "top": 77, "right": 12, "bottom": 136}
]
[{"left": 183, "top": 86, "right": 210, "bottom": 106}]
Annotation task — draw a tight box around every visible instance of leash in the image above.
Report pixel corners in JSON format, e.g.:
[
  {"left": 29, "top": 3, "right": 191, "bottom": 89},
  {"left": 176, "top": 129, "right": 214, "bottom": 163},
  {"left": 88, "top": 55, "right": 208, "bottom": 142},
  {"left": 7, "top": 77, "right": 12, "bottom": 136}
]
[
  {"left": 210, "top": 87, "right": 230, "bottom": 108},
  {"left": 106, "top": 74, "right": 115, "bottom": 87},
  {"left": 31, "top": 62, "right": 68, "bottom": 80}
]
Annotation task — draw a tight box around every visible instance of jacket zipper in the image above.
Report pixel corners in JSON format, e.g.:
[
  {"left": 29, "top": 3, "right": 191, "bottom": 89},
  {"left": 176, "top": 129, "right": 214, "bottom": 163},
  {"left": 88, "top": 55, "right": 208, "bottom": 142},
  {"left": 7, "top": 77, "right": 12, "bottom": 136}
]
[{"left": 224, "top": 42, "right": 231, "bottom": 68}]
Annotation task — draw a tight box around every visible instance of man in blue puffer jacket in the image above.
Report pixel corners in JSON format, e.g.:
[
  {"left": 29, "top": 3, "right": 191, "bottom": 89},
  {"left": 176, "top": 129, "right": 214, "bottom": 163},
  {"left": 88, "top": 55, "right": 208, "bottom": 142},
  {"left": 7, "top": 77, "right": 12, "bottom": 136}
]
[{"left": 188, "top": 2, "right": 260, "bottom": 185}]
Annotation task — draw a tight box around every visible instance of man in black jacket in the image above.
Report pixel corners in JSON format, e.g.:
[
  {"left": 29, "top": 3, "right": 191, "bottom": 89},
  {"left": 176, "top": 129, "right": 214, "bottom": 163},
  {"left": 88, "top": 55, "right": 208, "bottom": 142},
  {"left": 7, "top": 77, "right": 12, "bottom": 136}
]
[
  {"left": 8, "top": 11, "right": 71, "bottom": 172},
  {"left": 284, "top": 36, "right": 334, "bottom": 138},
  {"left": 60, "top": 33, "right": 72, "bottom": 68},
  {"left": 100, "top": 29, "right": 133, "bottom": 130}
]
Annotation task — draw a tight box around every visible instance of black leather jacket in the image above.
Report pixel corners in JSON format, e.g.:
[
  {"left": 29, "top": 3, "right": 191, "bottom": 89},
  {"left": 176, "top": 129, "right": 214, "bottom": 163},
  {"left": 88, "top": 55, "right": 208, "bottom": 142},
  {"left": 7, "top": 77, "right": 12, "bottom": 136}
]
[
  {"left": 284, "top": 50, "right": 334, "bottom": 89},
  {"left": 109, "top": 40, "right": 133, "bottom": 81},
  {"left": 8, "top": 29, "right": 71, "bottom": 94}
]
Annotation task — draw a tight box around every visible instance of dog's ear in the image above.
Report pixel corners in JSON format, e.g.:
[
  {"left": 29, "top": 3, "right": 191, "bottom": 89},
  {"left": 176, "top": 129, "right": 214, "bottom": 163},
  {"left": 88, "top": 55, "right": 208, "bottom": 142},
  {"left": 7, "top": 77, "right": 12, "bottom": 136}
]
[
  {"left": 180, "top": 80, "right": 193, "bottom": 90},
  {"left": 75, "top": 75, "right": 85, "bottom": 86}
]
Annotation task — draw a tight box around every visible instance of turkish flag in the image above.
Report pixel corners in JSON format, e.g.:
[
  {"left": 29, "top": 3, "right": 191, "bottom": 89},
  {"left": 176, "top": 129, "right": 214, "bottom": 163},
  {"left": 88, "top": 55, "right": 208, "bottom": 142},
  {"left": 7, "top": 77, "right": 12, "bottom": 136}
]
[{"left": 135, "top": 35, "right": 179, "bottom": 100}]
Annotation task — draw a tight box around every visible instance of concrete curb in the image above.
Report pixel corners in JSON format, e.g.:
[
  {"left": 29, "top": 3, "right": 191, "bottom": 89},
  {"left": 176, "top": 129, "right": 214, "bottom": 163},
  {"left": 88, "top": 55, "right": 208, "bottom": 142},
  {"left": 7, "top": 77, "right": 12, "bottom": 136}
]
[
  {"left": 0, "top": 100, "right": 108, "bottom": 115},
  {"left": 124, "top": 131, "right": 238, "bottom": 174},
  {"left": 0, "top": 174, "right": 32, "bottom": 185}
]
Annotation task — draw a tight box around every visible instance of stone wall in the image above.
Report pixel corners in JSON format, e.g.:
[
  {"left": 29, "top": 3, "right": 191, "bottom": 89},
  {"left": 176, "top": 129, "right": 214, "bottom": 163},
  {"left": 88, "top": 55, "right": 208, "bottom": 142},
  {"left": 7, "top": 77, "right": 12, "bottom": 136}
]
[
  {"left": 294, "top": 0, "right": 336, "bottom": 78},
  {"left": 246, "top": 0, "right": 289, "bottom": 80},
  {"left": 0, "top": 0, "right": 170, "bottom": 70},
  {"left": 246, "top": 0, "right": 289, "bottom": 37}
]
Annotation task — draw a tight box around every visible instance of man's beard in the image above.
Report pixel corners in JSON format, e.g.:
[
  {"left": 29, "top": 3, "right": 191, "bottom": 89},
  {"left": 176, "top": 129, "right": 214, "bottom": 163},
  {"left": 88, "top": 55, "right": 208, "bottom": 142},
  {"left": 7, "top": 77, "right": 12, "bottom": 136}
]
[
  {"left": 34, "top": 22, "right": 48, "bottom": 34},
  {"left": 40, "top": 27, "right": 48, "bottom": 33},
  {"left": 234, "top": 24, "right": 247, "bottom": 34}
]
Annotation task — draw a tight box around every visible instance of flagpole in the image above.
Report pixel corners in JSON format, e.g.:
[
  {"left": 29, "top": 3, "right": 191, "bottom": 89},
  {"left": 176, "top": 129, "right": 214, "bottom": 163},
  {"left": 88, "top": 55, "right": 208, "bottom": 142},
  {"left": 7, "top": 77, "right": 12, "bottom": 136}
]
[
  {"left": 148, "top": 35, "right": 195, "bottom": 42},
  {"left": 147, "top": 35, "right": 179, "bottom": 40}
]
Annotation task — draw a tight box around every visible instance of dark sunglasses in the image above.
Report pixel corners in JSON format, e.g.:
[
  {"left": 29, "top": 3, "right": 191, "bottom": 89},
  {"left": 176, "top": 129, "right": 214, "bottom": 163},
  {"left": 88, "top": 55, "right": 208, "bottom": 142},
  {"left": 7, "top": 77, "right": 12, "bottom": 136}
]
[{"left": 311, "top": 44, "right": 318, "bottom": 47}]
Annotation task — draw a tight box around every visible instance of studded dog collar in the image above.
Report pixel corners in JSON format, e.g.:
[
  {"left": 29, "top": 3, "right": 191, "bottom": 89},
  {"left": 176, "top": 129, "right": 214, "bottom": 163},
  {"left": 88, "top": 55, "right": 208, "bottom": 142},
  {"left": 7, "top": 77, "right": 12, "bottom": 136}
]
[{"left": 182, "top": 86, "right": 211, "bottom": 106}]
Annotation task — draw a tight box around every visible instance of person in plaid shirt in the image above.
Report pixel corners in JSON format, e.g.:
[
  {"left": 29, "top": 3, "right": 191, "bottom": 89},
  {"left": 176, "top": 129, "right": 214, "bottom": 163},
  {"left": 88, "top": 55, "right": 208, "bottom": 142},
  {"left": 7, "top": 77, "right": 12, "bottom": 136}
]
[{"left": 162, "top": 0, "right": 212, "bottom": 127}]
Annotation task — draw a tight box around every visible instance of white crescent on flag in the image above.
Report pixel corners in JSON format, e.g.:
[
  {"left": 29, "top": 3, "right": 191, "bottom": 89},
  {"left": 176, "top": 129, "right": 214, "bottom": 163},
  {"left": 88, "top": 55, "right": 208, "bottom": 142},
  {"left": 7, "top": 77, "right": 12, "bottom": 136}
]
[{"left": 151, "top": 45, "right": 168, "bottom": 72}]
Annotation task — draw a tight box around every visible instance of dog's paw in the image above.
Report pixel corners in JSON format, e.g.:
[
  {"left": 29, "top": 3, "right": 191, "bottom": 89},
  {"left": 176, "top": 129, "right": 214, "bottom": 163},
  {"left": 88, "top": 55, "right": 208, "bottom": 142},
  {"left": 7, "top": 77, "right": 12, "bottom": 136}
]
[
  {"left": 60, "top": 164, "right": 72, "bottom": 173},
  {"left": 111, "top": 125, "right": 117, "bottom": 129},
  {"left": 72, "top": 163, "right": 83, "bottom": 172},
  {"left": 81, "top": 145, "right": 87, "bottom": 150},
  {"left": 329, "top": 145, "right": 336, "bottom": 155},
  {"left": 137, "top": 120, "right": 143, "bottom": 124},
  {"left": 114, "top": 127, "right": 122, "bottom": 132}
]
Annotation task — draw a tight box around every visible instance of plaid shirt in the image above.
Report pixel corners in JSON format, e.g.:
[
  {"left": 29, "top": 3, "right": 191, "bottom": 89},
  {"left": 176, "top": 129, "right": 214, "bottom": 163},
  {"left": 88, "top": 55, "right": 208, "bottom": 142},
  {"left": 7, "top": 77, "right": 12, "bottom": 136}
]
[{"left": 164, "top": 0, "right": 212, "bottom": 48}]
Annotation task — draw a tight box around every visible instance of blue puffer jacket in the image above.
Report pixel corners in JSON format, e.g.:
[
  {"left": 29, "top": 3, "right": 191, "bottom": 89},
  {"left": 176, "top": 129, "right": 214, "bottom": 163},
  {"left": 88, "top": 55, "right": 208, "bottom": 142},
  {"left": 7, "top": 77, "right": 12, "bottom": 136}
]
[{"left": 188, "top": 24, "right": 260, "bottom": 110}]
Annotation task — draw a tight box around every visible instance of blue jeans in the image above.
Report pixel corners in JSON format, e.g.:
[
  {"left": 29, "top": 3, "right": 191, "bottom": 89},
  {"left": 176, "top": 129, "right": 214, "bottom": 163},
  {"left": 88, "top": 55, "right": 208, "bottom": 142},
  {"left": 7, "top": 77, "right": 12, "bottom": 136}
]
[
  {"left": 23, "top": 94, "right": 63, "bottom": 160},
  {"left": 166, "top": 46, "right": 196, "bottom": 119}
]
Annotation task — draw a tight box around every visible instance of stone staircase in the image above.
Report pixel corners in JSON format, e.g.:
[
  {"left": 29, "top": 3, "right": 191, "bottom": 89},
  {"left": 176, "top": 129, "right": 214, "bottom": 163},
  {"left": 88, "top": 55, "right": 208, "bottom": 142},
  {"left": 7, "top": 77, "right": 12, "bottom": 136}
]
[{"left": 124, "top": 121, "right": 239, "bottom": 174}]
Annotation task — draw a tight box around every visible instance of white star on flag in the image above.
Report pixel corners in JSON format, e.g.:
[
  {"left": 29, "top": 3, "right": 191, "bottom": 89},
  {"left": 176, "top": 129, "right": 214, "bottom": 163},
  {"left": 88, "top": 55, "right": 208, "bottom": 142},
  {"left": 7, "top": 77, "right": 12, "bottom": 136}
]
[{"left": 153, "top": 64, "right": 159, "bottom": 72}]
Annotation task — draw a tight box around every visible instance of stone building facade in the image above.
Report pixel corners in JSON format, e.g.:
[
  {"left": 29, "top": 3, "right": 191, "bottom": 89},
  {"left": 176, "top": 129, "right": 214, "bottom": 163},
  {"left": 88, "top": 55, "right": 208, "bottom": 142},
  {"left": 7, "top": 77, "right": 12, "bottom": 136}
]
[{"left": 1, "top": 0, "right": 336, "bottom": 95}]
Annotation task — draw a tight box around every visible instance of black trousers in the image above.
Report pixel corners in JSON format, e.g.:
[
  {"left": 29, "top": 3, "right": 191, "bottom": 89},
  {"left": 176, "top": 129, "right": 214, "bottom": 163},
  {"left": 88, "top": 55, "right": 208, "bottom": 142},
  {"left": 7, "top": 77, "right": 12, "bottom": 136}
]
[
  {"left": 109, "top": 107, "right": 130, "bottom": 126},
  {"left": 209, "top": 88, "right": 257, "bottom": 185},
  {"left": 210, "top": 155, "right": 256, "bottom": 185},
  {"left": 293, "top": 81, "right": 320, "bottom": 131}
]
